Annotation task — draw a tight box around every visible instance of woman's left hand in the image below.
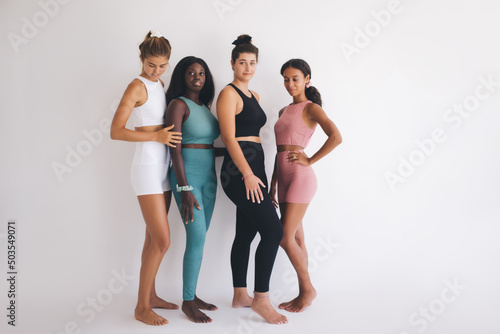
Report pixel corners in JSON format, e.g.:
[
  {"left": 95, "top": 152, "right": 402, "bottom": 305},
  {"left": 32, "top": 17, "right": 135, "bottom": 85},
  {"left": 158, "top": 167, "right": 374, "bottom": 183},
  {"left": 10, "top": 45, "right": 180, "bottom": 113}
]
[{"left": 286, "top": 150, "right": 311, "bottom": 166}]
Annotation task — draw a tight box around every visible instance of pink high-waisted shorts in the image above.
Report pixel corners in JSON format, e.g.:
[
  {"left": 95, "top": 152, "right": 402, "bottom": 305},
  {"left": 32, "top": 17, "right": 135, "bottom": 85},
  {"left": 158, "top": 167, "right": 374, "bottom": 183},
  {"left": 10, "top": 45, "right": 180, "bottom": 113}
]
[{"left": 276, "top": 151, "right": 317, "bottom": 203}]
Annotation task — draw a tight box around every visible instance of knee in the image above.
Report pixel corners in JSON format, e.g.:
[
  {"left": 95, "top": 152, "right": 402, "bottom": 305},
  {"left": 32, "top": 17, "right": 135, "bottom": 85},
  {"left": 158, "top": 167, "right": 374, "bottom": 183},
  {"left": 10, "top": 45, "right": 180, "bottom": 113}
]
[
  {"left": 280, "top": 234, "right": 295, "bottom": 250},
  {"left": 295, "top": 235, "right": 305, "bottom": 248},
  {"left": 186, "top": 232, "right": 206, "bottom": 252},
  {"left": 265, "top": 222, "right": 283, "bottom": 245},
  {"left": 151, "top": 237, "right": 170, "bottom": 254}
]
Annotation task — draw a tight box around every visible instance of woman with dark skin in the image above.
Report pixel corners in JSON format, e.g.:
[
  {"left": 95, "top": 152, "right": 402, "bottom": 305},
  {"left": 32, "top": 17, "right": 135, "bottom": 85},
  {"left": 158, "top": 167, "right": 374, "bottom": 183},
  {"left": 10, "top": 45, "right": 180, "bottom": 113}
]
[
  {"left": 270, "top": 59, "right": 342, "bottom": 312},
  {"left": 165, "top": 56, "right": 223, "bottom": 323}
]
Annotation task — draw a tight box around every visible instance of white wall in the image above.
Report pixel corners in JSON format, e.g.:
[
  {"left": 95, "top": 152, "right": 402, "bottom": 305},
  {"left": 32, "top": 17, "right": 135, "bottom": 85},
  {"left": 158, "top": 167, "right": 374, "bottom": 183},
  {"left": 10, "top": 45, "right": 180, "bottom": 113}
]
[{"left": 1, "top": 0, "right": 500, "bottom": 333}]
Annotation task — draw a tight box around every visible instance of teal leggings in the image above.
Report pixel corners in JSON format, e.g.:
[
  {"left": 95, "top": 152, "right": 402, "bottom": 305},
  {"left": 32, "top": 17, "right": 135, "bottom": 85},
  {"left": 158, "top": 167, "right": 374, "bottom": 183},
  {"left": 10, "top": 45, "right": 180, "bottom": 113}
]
[{"left": 169, "top": 148, "right": 217, "bottom": 301}]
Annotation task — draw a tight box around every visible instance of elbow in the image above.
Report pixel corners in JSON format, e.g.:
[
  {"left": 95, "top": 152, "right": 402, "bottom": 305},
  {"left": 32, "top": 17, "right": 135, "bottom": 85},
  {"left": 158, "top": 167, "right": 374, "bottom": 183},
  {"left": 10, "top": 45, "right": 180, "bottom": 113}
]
[
  {"left": 336, "top": 135, "right": 343, "bottom": 146},
  {"left": 110, "top": 128, "right": 119, "bottom": 140}
]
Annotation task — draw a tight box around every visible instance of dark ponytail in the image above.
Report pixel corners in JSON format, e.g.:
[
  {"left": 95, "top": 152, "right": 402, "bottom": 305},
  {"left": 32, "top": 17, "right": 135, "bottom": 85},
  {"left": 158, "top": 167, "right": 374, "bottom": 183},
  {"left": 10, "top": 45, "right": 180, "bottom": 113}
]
[
  {"left": 231, "top": 34, "right": 259, "bottom": 62},
  {"left": 280, "top": 59, "right": 322, "bottom": 107}
]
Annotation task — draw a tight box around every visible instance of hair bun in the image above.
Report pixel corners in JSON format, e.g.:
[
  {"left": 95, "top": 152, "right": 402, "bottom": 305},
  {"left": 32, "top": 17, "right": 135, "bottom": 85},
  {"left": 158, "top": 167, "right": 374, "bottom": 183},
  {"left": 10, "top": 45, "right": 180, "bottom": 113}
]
[{"left": 232, "top": 34, "right": 252, "bottom": 46}]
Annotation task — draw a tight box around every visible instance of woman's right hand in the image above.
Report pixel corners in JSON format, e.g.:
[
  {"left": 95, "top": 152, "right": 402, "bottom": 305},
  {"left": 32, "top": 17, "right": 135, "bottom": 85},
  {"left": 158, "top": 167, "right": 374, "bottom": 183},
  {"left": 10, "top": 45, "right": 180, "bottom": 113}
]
[
  {"left": 244, "top": 174, "right": 266, "bottom": 204},
  {"left": 154, "top": 124, "right": 182, "bottom": 147},
  {"left": 269, "top": 185, "right": 278, "bottom": 209},
  {"left": 181, "top": 191, "right": 201, "bottom": 224}
]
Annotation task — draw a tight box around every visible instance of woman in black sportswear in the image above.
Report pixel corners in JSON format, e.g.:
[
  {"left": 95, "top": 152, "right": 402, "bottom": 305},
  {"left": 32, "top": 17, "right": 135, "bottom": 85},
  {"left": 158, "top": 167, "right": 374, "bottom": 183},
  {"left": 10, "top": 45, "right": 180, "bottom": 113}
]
[{"left": 217, "top": 35, "right": 287, "bottom": 325}]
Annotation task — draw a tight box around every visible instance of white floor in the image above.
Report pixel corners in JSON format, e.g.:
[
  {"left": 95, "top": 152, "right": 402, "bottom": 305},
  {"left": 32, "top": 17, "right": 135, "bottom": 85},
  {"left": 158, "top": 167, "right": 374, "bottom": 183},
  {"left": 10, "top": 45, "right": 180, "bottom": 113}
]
[{"left": 4, "top": 267, "right": 499, "bottom": 334}]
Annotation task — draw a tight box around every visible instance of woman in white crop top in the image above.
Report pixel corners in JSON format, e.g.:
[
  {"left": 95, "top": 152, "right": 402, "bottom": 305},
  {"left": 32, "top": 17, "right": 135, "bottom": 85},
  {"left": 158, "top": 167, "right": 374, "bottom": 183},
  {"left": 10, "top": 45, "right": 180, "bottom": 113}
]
[{"left": 110, "top": 31, "right": 182, "bottom": 326}]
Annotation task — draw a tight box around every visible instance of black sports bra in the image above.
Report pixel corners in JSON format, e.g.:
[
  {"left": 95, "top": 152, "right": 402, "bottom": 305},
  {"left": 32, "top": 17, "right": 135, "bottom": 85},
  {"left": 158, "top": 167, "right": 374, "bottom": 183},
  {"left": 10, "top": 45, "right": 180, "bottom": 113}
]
[{"left": 228, "top": 83, "right": 267, "bottom": 137}]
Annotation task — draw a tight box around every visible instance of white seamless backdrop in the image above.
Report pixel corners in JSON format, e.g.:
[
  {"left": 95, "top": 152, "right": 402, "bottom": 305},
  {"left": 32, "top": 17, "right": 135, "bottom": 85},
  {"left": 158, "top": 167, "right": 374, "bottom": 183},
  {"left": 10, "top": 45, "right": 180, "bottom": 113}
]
[{"left": 1, "top": 0, "right": 500, "bottom": 334}]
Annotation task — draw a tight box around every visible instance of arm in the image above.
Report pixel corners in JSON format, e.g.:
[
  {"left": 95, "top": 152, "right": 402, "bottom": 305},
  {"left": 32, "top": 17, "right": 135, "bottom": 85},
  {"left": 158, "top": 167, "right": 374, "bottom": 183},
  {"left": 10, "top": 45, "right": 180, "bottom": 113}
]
[
  {"left": 217, "top": 87, "right": 265, "bottom": 203},
  {"left": 269, "top": 107, "right": 284, "bottom": 208},
  {"left": 110, "top": 80, "right": 182, "bottom": 146},
  {"left": 288, "top": 103, "right": 342, "bottom": 166},
  {"left": 165, "top": 99, "right": 200, "bottom": 223},
  {"left": 269, "top": 154, "right": 278, "bottom": 208}
]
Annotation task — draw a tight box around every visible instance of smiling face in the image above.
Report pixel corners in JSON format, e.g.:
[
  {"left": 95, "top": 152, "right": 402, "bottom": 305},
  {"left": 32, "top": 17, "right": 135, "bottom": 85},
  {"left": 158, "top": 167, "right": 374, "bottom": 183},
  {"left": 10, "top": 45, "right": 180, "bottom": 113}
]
[
  {"left": 283, "top": 67, "right": 310, "bottom": 97},
  {"left": 231, "top": 52, "right": 257, "bottom": 82},
  {"left": 184, "top": 62, "right": 205, "bottom": 93},
  {"left": 141, "top": 55, "right": 169, "bottom": 81}
]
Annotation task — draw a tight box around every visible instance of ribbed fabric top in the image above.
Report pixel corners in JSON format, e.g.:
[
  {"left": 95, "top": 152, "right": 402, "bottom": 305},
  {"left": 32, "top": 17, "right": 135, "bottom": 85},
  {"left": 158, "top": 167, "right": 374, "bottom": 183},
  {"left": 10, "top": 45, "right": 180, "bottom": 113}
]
[
  {"left": 177, "top": 97, "right": 219, "bottom": 144},
  {"left": 228, "top": 83, "right": 267, "bottom": 137},
  {"left": 132, "top": 76, "right": 166, "bottom": 127},
  {"left": 274, "top": 101, "right": 315, "bottom": 148}
]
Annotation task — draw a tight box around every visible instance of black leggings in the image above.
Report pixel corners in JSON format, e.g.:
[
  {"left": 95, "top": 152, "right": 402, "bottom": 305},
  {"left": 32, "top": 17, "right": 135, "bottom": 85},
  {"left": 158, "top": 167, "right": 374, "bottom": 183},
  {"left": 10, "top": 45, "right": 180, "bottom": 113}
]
[{"left": 221, "top": 141, "right": 283, "bottom": 293}]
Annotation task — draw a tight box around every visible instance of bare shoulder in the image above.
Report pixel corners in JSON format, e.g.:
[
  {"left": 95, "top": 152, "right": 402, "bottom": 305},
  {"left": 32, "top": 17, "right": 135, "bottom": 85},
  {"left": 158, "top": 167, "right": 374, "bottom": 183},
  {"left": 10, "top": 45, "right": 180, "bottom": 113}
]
[
  {"left": 168, "top": 98, "right": 188, "bottom": 111},
  {"left": 250, "top": 90, "right": 260, "bottom": 101},
  {"left": 218, "top": 85, "right": 239, "bottom": 102},
  {"left": 121, "top": 78, "right": 146, "bottom": 102},
  {"left": 278, "top": 107, "right": 286, "bottom": 117},
  {"left": 305, "top": 102, "right": 326, "bottom": 119}
]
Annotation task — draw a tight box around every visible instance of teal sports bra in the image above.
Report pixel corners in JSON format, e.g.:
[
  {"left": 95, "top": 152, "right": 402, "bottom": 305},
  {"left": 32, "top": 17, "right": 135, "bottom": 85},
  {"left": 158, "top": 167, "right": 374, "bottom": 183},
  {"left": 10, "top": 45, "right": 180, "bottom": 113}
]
[{"left": 178, "top": 96, "right": 220, "bottom": 145}]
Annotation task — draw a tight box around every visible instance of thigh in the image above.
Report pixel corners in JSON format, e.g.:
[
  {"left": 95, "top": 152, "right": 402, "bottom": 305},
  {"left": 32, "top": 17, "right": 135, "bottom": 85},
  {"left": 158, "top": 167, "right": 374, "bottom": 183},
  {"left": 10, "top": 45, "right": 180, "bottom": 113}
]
[
  {"left": 234, "top": 207, "right": 258, "bottom": 242},
  {"left": 137, "top": 194, "right": 170, "bottom": 241},
  {"left": 279, "top": 202, "right": 309, "bottom": 237},
  {"left": 201, "top": 171, "right": 217, "bottom": 231},
  {"left": 237, "top": 190, "right": 282, "bottom": 236}
]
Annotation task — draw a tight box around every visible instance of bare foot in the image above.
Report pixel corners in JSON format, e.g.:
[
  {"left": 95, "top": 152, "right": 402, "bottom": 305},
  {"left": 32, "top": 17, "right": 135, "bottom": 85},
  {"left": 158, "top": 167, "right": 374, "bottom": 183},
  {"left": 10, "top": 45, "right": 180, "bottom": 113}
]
[
  {"left": 232, "top": 290, "right": 253, "bottom": 308},
  {"left": 182, "top": 300, "right": 212, "bottom": 323},
  {"left": 150, "top": 295, "right": 179, "bottom": 310},
  {"left": 251, "top": 293, "right": 288, "bottom": 324},
  {"left": 194, "top": 295, "right": 218, "bottom": 311},
  {"left": 284, "top": 289, "right": 317, "bottom": 313},
  {"left": 279, "top": 296, "right": 298, "bottom": 310},
  {"left": 135, "top": 307, "right": 168, "bottom": 326}
]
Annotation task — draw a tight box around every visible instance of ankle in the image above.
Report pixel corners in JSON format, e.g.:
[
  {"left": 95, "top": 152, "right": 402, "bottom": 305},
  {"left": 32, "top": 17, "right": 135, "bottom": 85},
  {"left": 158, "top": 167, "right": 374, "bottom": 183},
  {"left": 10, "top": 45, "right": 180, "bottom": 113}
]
[{"left": 253, "top": 291, "right": 270, "bottom": 300}]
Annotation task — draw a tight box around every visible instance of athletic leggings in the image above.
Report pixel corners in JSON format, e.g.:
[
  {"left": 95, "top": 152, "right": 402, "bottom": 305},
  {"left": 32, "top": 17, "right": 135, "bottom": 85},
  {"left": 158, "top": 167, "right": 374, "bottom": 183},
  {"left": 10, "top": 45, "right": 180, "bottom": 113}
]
[
  {"left": 221, "top": 141, "right": 283, "bottom": 293},
  {"left": 169, "top": 148, "right": 217, "bottom": 301}
]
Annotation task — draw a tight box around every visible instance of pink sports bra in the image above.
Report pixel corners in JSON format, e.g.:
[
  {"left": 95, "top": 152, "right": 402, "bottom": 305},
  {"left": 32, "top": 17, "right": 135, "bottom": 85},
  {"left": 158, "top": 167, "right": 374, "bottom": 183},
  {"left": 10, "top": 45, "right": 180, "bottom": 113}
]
[{"left": 274, "top": 100, "right": 315, "bottom": 148}]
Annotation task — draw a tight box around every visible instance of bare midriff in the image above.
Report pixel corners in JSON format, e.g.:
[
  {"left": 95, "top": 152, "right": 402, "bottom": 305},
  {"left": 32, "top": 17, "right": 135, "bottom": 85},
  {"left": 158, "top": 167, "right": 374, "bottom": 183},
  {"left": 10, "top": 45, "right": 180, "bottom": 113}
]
[
  {"left": 277, "top": 145, "right": 303, "bottom": 152},
  {"left": 236, "top": 136, "right": 261, "bottom": 143},
  {"left": 135, "top": 124, "right": 164, "bottom": 132},
  {"left": 182, "top": 144, "right": 213, "bottom": 149}
]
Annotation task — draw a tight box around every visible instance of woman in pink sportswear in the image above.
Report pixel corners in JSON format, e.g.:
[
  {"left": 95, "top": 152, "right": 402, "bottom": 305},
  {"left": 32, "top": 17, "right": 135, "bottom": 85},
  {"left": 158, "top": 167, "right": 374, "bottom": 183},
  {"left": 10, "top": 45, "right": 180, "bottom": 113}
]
[{"left": 270, "top": 58, "right": 342, "bottom": 313}]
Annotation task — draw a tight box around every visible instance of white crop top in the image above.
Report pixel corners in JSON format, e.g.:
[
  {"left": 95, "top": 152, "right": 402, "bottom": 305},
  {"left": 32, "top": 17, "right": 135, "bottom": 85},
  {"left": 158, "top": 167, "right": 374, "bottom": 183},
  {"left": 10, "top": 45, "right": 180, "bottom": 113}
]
[{"left": 132, "top": 76, "right": 166, "bottom": 127}]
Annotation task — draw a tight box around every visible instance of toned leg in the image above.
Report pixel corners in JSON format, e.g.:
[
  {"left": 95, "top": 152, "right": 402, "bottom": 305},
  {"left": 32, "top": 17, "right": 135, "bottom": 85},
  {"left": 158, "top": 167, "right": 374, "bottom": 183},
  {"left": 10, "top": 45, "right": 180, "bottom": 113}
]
[
  {"left": 135, "top": 194, "right": 172, "bottom": 326},
  {"left": 231, "top": 209, "right": 256, "bottom": 308},
  {"left": 170, "top": 156, "right": 217, "bottom": 323},
  {"left": 179, "top": 193, "right": 212, "bottom": 323},
  {"left": 140, "top": 191, "right": 178, "bottom": 310},
  {"left": 278, "top": 202, "right": 316, "bottom": 312},
  {"left": 193, "top": 173, "right": 219, "bottom": 312},
  {"left": 222, "top": 142, "right": 287, "bottom": 324}
]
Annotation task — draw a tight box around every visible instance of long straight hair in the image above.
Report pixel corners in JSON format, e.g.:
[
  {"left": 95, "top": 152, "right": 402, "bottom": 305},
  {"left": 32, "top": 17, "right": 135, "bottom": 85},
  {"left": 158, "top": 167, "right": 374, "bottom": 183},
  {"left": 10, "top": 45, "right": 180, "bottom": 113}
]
[{"left": 165, "top": 56, "right": 215, "bottom": 108}]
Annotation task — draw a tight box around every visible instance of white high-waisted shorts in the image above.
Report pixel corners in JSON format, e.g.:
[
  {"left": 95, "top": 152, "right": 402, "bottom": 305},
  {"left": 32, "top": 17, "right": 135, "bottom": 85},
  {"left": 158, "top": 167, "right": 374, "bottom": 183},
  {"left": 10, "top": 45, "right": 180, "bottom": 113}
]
[{"left": 130, "top": 141, "right": 171, "bottom": 196}]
